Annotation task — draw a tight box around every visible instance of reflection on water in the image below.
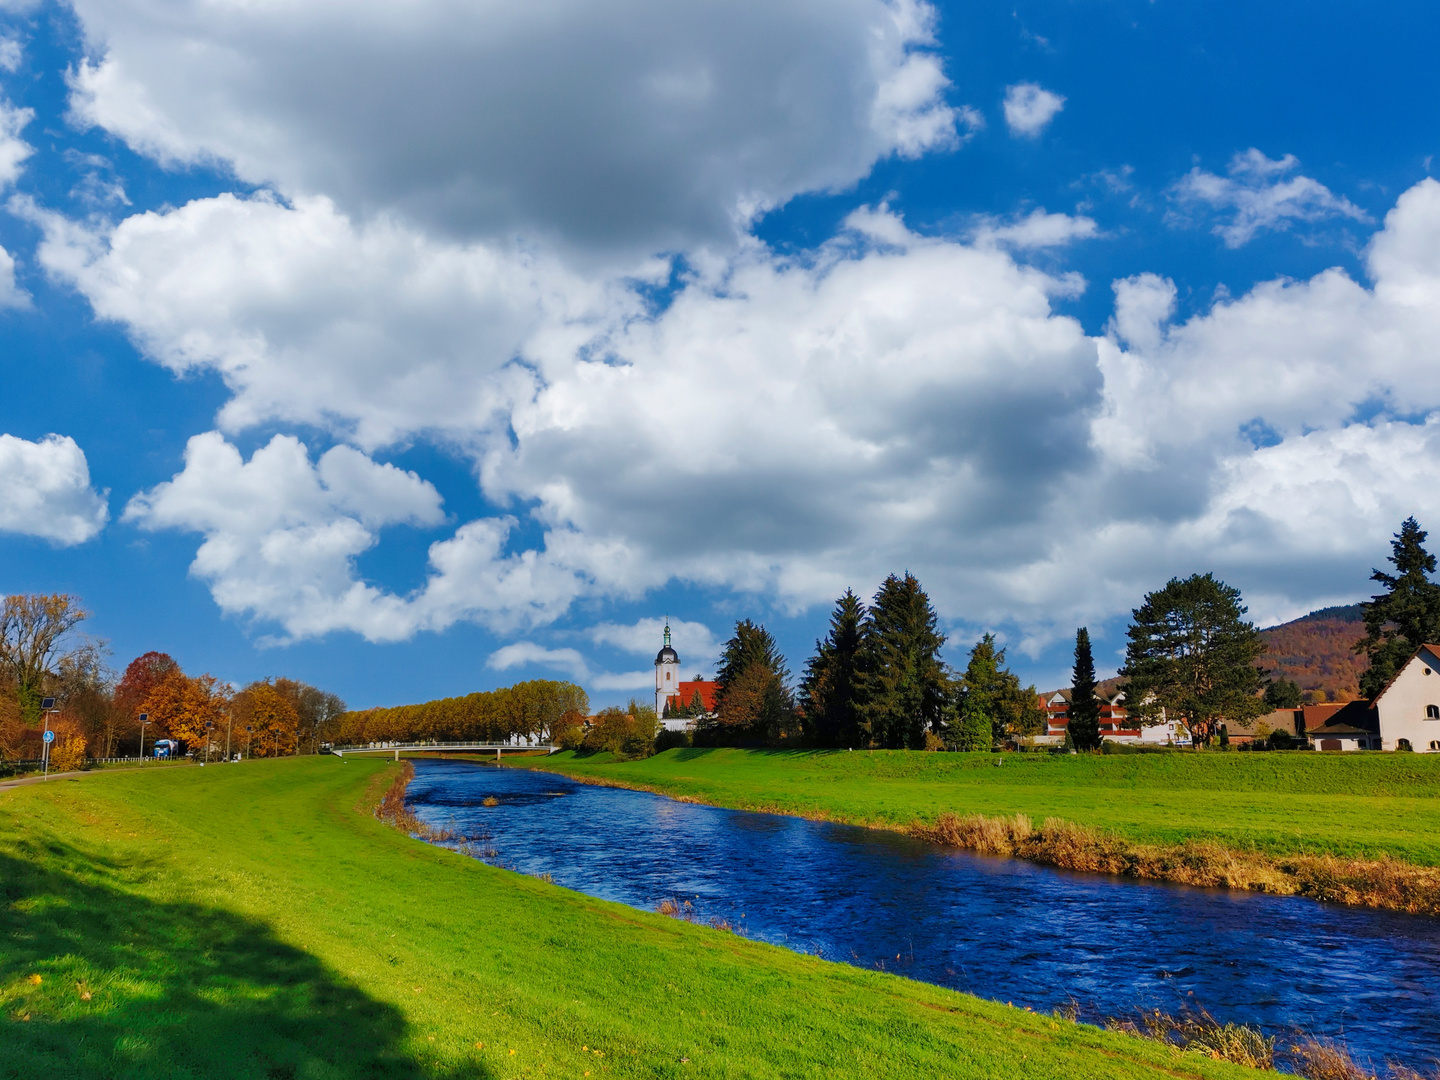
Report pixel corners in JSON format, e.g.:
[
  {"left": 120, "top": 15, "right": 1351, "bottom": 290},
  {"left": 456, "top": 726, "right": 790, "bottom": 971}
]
[{"left": 407, "top": 758, "right": 1440, "bottom": 1070}]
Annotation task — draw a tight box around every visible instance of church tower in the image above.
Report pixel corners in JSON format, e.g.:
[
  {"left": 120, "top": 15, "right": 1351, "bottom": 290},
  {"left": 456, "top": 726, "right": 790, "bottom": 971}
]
[{"left": 655, "top": 618, "right": 680, "bottom": 718}]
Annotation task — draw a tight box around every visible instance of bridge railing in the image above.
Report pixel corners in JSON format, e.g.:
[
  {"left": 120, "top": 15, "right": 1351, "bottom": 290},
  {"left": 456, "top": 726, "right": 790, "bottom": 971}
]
[{"left": 330, "top": 741, "right": 555, "bottom": 751}]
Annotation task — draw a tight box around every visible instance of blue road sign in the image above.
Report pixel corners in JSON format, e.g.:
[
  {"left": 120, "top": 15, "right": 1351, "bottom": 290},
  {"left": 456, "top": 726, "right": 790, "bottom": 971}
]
[{"left": 43, "top": 730, "right": 55, "bottom": 743}]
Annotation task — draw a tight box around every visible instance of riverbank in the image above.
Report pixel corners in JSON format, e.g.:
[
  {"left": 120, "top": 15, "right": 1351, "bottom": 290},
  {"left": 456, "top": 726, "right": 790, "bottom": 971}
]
[
  {"left": 1, "top": 755, "right": 1257, "bottom": 1080},
  {"left": 516, "top": 748, "right": 1440, "bottom": 914}
]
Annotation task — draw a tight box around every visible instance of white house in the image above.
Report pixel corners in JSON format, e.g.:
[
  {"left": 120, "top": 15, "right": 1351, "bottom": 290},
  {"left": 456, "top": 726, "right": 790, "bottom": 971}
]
[{"left": 1370, "top": 644, "right": 1440, "bottom": 752}]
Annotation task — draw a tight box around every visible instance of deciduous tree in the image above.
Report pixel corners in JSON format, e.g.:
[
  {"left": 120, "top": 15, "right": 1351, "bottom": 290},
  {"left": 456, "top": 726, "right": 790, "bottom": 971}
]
[
  {"left": 708, "top": 620, "right": 795, "bottom": 744},
  {"left": 234, "top": 680, "right": 299, "bottom": 758},
  {"left": 1357, "top": 517, "right": 1440, "bottom": 698},
  {"left": 142, "top": 669, "right": 231, "bottom": 753},
  {"left": 1120, "top": 573, "right": 1267, "bottom": 745},
  {"left": 0, "top": 594, "right": 88, "bottom": 723}
]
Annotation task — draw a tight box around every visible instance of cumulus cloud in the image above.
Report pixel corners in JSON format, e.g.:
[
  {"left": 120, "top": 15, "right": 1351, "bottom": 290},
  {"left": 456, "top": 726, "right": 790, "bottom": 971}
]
[
  {"left": 1170, "top": 148, "right": 1372, "bottom": 247},
  {"left": 1002, "top": 82, "right": 1064, "bottom": 137},
  {"left": 589, "top": 617, "right": 721, "bottom": 672},
  {"left": 65, "top": 0, "right": 964, "bottom": 255},
  {"left": 488, "top": 642, "right": 589, "bottom": 679},
  {"left": 0, "top": 35, "right": 22, "bottom": 73},
  {"left": 0, "top": 433, "right": 109, "bottom": 544},
  {"left": 0, "top": 97, "right": 34, "bottom": 188},
  {"left": 0, "top": 244, "right": 28, "bottom": 308},
  {"left": 22, "top": 192, "right": 614, "bottom": 449},
  {"left": 970, "top": 208, "right": 1099, "bottom": 250}
]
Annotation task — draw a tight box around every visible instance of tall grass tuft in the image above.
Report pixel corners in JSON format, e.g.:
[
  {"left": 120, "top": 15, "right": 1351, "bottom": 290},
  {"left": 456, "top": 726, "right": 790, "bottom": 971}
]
[
  {"left": 1109, "top": 1006, "right": 1275, "bottom": 1070},
  {"left": 1289, "top": 1039, "right": 1377, "bottom": 1080},
  {"left": 912, "top": 812, "right": 1440, "bottom": 915}
]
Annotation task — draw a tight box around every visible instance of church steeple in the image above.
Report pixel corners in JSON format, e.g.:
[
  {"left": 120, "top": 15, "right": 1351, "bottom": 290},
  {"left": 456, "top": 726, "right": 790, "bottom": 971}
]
[{"left": 655, "top": 617, "right": 680, "bottom": 716}]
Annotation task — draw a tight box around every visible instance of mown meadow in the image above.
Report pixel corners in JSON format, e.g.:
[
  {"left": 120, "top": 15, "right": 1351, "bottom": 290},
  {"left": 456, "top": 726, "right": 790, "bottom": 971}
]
[
  {"left": 0, "top": 756, "right": 1260, "bottom": 1080},
  {"left": 526, "top": 747, "right": 1440, "bottom": 866}
]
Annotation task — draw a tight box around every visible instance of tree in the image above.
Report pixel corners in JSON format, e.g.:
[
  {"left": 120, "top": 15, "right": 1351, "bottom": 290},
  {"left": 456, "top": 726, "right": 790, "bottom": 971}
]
[
  {"left": 800, "top": 590, "right": 867, "bottom": 747},
  {"left": 1263, "top": 677, "right": 1303, "bottom": 709},
  {"left": 234, "top": 681, "right": 300, "bottom": 758},
  {"left": 951, "top": 634, "right": 1043, "bottom": 750},
  {"left": 273, "top": 677, "right": 347, "bottom": 753},
  {"left": 1068, "top": 628, "right": 1102, "bottom": 751},
  {"left": 708, "top": 620, "right": 795, "bottom": 744},
  {"left": 857, "top": 574, "right": 949, "bottom": 749},
  {"left": 0, "top": 594, "right": 88, "bottom": 723},
  {"left": 1119, "top": 573, "right": 1267, "bottom": 745},
  {"left": 115, "top": 651, "right": 181, "bottom": 753},
  {"left": 141, "top": 669, "right": 231, "bottom": 753},
  {"left": 1357, "top": 517, "right": 1440, "bottom": 698},
  {"left": 582, "top": 701, "right": 658, "bottom": 759}
]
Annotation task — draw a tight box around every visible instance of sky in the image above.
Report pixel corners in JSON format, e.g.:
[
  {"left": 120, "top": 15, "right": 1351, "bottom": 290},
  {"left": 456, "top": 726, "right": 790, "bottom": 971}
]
[{"left": 1, "top": 0, "right": 1438, "bottom": 709}]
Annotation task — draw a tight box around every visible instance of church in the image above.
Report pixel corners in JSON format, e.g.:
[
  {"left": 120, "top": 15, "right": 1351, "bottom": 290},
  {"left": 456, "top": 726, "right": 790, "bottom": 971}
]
[{"left": 654, "top": 620, "right": 719, "bottom": 731}]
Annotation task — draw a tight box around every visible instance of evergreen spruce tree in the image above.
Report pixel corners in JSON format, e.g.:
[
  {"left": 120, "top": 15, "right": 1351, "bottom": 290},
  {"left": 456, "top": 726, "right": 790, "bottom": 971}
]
[
  {"left": 952, "top": 635, "right": 999, "bottom": 751},
  {"left": 799, "top": 590, "right": 867, "bottom": 747},
  {"left": 1358, "top": 517, "right": 1440, "bottom": 698},
  {"left": 856, "top": 574, "right": 949, "bottom": 749},
  {"left": 1067, "top": 627, "right": 1102, "bottom": 751}
]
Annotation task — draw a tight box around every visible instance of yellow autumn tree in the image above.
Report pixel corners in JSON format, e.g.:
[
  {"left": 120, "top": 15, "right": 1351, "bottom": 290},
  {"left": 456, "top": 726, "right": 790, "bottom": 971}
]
[
  {"left": 233, "top": 681, "right": 299, "bottom": 758},
  {"left": 142, "top": 670, "right": 231, "bottom": 755}
]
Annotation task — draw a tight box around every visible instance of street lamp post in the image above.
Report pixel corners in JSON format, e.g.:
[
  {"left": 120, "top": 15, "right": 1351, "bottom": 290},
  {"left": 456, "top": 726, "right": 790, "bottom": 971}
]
[
  {"left": 138, "top": 712, "right": 149, "bottom": 762},
  {"left": 225, "top": 710, "right": 234, "bottom": 763},
  {"left": 245, "top": 725, "right": 253, "bottom": 760},
  {"left": 205, "top": 721, "right": 215, "bottom": 764},
  {"left": 40, "top": 697, "right": 56, "bottom": 779}
]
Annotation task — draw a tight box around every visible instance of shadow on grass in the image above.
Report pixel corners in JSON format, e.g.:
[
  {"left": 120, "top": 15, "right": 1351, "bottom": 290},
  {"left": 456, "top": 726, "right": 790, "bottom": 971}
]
[{"left": 0, "top": 839, "right": 489, "bottom": 1080}]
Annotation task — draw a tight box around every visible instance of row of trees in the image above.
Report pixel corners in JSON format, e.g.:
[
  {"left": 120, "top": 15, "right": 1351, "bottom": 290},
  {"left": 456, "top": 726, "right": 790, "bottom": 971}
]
[
  {"left": 336, "top": 680, "right": 589, "bottom": 745},
  {"left": 681, "top": 573, "right": 1044, "bottom": 751},
  {"left": 0, "top": 593, "right": 345, "bottom": 765}
]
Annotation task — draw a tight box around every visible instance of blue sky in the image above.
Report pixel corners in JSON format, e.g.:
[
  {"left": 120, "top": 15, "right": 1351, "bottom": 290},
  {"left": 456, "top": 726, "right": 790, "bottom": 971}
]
[{"left": 0, "top": 0, "right": 1437, "bottom": 709}]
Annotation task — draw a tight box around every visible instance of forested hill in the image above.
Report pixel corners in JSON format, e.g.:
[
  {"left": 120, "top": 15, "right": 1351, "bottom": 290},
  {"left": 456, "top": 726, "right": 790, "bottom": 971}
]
[
  {"left": 1087, "top": 604, "right": 1368, "bottom": 703},
  {"left": 1260, "top": 604, "right": 1367, "bottom": 701}
]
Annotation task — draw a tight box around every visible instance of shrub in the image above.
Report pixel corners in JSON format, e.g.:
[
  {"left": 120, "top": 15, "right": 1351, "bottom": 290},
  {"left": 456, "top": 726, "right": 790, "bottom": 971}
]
[{"left": 655, "top": 728, "right": 692, "bottom": 752}]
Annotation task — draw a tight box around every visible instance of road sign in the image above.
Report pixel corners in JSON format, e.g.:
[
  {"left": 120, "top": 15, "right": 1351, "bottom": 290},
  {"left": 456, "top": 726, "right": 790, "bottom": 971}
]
[{"left": 43, "top": 730, "right": 54, "bottom": 743}]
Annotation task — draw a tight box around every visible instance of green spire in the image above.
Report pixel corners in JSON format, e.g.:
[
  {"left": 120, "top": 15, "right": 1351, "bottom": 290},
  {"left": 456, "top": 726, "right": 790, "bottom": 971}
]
[{"left": 664, "top": 617, "right": 671, "bottom": 650}]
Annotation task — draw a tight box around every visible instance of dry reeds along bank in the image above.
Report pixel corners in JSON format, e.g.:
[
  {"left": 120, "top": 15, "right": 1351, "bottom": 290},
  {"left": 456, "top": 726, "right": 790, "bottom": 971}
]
[{"left": 912, "top": 812, "right": 1440, "bottom": 916}]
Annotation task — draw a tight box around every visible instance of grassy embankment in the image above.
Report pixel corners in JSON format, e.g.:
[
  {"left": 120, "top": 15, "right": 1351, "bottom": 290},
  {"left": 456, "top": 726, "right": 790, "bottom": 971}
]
[
  {"left": 522, "top": 748, "right": 1440, "bottom": 912},
  {"left": 1, "top": 756, "right": 1258, "bottom": 1080}
]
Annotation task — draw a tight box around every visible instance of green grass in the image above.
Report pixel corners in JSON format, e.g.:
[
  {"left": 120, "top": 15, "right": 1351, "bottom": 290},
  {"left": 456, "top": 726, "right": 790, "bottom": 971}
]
[
  {"left": 525, "top": 747, "right": 1440, "bottom": 865},
  {"left": 0, "top": 757, "right": 1256, "bottom": 1080}
]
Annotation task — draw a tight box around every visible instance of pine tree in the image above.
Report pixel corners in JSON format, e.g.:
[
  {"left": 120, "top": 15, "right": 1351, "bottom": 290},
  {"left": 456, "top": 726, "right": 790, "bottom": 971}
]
[
  {"left": 1357, "top": 517, "right": 1440, "bottom": 698},
  {"left": 1068, "top": 627, "right": 1102, "bottom": 751},
  {"left": 950, "top": 634, "right": 1044, "bottom": 749},
  {"left": 856, "top": 574, "right": 949, "bottom": 749},
  {"left": 800, "top": 590, "right": 867, "bottom": 747},
  {"left": 1119, "top": 573, "right": 1267, "bottom": 745}
]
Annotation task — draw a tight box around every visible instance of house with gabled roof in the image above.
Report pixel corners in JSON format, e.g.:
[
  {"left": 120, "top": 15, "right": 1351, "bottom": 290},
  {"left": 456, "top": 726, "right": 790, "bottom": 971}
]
[{"left": 1362, "top": 644, "right": 1440, "bottom": 752}]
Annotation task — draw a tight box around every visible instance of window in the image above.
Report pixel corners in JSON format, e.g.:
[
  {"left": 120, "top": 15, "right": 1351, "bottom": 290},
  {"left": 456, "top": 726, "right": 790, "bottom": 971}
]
[{"left": 1428, "top": 705, "right": 1440, "bottom": 719}]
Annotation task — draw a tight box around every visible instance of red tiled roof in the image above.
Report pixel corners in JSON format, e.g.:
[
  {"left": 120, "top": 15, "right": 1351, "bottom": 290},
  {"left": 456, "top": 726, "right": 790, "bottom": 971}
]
[{"left": 667, "top": 679, "right": 718, "bottom": 713}]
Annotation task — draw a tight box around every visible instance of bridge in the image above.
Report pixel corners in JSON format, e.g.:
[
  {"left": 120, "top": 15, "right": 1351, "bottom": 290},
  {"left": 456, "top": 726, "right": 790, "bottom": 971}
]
[{"left": 330, "top": 742, "right": 557, "bottom": 761}]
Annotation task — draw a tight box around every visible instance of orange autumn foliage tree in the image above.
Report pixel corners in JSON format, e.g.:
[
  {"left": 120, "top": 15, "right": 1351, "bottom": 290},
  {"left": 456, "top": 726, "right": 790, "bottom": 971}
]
[
  {"left": 141, "top": 669, "right": 231, "bottom": 752},
  {"left": 233, "top": 681, "right": 299, "bottom": 758}
]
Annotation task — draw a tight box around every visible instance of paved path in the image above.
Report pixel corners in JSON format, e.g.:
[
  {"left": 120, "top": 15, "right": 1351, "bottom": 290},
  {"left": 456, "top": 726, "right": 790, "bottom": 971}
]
[{"left": 0, "top": 764, "right": 193, "bottom": 792}]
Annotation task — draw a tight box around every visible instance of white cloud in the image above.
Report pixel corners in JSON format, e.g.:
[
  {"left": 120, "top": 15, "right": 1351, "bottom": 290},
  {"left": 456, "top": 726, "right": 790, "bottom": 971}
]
[
  {"left": 970, "top": 208, "right": 1098, "bottom": 250},
  {"left": 0, "top": 35, "right": 22, "bottom": 73},
  {"left": 64, "top": 0, "right": 964, "bottom": 255},
  {"left": 488, "top": 642, "right": 589, "bottom": 679},
  {"left": 1002, "top": 82, "right": 1064, "bottom": 137},
  {"left": 0, "top": 97, "right": 34, "bottom": 189},
  {"left": 0, "top": 243, "right": 28, "bottom": 308},
  {"left": 589, "top": 617, "right": 721, "bottom": 672},
  {"left": 1170, "top": 148, "right": 1372, "bottom": 247},
  {"left": 0, "top": 434, "right": 109, "bottom": 544},
  {"left": 21, "top": 192, "right": 614, "bottom": 449}
]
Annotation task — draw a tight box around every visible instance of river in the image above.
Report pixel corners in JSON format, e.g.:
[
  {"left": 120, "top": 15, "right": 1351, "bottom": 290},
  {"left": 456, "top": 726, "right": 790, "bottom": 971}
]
[{"left": 406, "top": 758, "right": 1440, "bottom": 1072}]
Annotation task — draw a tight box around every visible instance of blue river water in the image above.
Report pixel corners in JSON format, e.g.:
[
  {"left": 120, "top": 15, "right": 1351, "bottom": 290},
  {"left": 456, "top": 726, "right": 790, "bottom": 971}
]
[{"left": 406, "top": 759, "right": 1440, "bottom": 1072}]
